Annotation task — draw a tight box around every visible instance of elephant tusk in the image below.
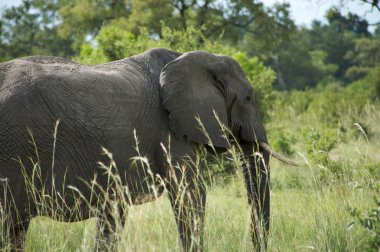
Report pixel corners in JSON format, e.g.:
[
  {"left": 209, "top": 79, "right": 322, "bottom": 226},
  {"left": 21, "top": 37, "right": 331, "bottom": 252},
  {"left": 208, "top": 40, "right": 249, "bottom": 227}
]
[{"left": 259, "top": 142, "right": 300, "bottom": 167}]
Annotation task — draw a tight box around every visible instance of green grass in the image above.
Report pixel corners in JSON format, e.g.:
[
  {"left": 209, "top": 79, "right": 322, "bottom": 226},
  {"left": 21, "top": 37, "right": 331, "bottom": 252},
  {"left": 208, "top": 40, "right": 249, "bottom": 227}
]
[{"left": 23, "top": 175, "right": 375, "bottom": 251}]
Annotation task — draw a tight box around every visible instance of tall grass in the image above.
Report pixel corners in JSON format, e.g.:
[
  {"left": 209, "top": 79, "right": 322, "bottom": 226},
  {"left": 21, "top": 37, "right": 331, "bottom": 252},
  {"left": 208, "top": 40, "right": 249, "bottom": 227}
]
[{"left": 21, "top": 175, "right": 375, "bottom": 251}]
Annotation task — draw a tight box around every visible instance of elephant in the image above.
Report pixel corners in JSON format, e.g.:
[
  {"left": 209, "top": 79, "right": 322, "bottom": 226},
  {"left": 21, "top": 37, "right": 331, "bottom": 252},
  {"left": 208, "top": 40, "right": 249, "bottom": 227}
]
[{"left": 0, "top": 48, "right": 297, "bottom": 251}]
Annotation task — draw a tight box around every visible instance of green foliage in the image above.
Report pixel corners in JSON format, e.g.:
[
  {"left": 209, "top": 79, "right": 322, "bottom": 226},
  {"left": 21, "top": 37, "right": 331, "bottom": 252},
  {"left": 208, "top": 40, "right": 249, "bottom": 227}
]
[
  {"left": 345, "top": 38, "right": 380, "bottom": 81},
  {"left": 240, "top": 3, "right": 298, "bottom": 90},
  {"left": 270, "top": 30, "right": 323, "bottom": 90},
  {"left": 0, "top": 0, "right": 74, "bottom": 61},
  {"left": 307, "top": 87, "right": 347, "bottom": 127},
  {"left": 58, "top": 0, "right": 131, "bottom": 49},
  {"left": 56, "top": 0, "right": 268, "bottom": 50},
  {"left": 122, "top": 0, "right": 177, "bottom": 36},
  {"left": 268, "top": 61, "right": 380, "bottom": 186},
  {"left": 315, "top": 8, "right": 369, "bottom": 80},
  {"left": 362, "top": 161, "right": 380, "bottom": 184},
  {"left": 245, "top": 6, "right": 374, "bottom": 90},
  {"left": 96, "top": 27, "right": 136, "bottom": 60},
  {"left": 302, "top": 78, "right": 377, "bottom": 131},
  {"left": 159, "top": 25, "right": 224, "bottom": 53},
  {"left": 309, "top": 50, "right": 339, "bottom": 78},
  {"left": 363, "top": 66, "right": 380, "bottom": 100},
  {"left": 303, "top": 127, "right": 338, "bottom": 167},
  {"left": 269, "top": 128, "right": 296, "bottom": 157},
  {"left": 76, "top": 25, "right": 224, "bottom": 64},
  {"left": 241, "top": 3, "right": 296, "bottom": 60},
  {"left": 78, "top": 43, "right": 108, "bottom": 65},
  {"left": 326, "top": 8, "right": 370, "bottom": 36},
  {"left": 77, "top": 27, "right": 155, "bottom": 64},
  {"left": 348, "top": 195, "right": 380, "bottom": 251},
  {"left": 271, "top": 90, "right": 314, "bottom": 118}
]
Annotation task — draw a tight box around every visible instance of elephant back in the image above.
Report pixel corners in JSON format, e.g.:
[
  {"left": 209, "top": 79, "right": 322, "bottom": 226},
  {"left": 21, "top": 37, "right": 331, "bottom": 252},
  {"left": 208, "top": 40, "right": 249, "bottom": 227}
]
[{"left": 19, "top": 55, "right": 78, "bottom": 65}]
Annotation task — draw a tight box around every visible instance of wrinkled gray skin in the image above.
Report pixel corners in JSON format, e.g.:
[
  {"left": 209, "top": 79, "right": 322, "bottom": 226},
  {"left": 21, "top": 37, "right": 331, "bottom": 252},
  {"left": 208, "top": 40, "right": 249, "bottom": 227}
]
[{"left": 0, "top": 48, "right": 270, "bottom": 251}]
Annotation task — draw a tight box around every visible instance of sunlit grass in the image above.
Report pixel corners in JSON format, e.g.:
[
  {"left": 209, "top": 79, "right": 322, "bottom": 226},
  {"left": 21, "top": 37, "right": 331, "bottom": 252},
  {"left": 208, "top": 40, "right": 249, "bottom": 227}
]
[
  {"left": 5, "top": 137, "right": 379, "bottom": 251},
  {"left": 20, "top": 174, "right": 375, "bottom": 251}
]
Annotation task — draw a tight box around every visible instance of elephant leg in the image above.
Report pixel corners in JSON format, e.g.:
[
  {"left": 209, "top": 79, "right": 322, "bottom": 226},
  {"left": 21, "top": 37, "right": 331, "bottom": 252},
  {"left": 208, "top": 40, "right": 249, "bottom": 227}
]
[
  {"left": 166, "top": 162, "right": 206, "bottom": 252},
  {"left": 95, "top": 217, "right": 115, "bottom": 252},
  {"left": 241, "top": 146, "right": 270, "bottom": 251},
  {"left": 7, "top": 219, "right": 30, "bottom": 251},
  {"left": 95, "top": 203, "right": 126, "bottom": 252}
]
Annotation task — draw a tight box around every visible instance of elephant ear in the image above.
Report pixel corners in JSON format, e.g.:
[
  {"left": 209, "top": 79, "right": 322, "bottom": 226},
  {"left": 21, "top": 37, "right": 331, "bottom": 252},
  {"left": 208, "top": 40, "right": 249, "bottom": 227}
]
[{"left": 160, "top": 51, "right": 229, "bottom": 148}]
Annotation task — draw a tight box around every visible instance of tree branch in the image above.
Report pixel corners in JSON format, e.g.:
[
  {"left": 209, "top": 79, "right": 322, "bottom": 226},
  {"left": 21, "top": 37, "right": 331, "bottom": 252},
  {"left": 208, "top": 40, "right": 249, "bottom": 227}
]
[{"left": 360, "top": 0, "right": 380, "bottom": 12}]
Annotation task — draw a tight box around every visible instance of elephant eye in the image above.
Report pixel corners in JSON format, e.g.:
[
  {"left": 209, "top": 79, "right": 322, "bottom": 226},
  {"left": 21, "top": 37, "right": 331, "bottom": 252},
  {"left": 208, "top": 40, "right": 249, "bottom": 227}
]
[{"left": 246, "top": 96, "right": 250, "bottom": 101}]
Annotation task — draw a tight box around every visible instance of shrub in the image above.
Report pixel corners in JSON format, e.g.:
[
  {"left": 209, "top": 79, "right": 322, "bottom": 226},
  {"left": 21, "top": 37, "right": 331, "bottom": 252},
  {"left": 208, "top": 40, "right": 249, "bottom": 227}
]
[
  {"left": 302, "top": 126, "right": 343, "bottom": 183},
  {"left": 360, "top": 66, "right": 380, "bottom": 100},
  {"left": 76, "top": 25, "right": 224, "bottom": 64},
  {"left": 348, "top": 195, "right": 380, "bottom": 251},
  {"left": 303, "top": 127, "right": 337, "bottom": 166},
  {"left": 269, "top": 128, "right": 296, "bottom": 157},
  {"left": 286, "top": 90, "right": 314, "bottom": 116}
]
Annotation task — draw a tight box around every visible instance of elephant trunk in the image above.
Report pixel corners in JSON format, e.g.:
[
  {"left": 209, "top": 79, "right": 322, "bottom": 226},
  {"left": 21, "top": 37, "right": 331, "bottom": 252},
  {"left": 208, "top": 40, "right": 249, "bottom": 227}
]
[
  {"left": 241, "top": 105, "right": 268, "bottom": 144},
  {"left": 240, "top": 143, "right": 270, "bottom": 250}
]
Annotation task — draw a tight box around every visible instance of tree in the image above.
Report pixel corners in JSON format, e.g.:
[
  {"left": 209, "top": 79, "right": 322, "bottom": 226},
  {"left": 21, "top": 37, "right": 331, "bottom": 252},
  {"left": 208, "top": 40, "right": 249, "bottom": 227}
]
[
  {"left": 56, "top": 0, "right": 268, "bottom": 47},
  {"left": 311, "top": 8, "right": 371, "bottom": 79},
  {"left": 345, "top": 37, "right": 380, "bottom": 80},
  {"left": 345, "top": 0, "right": 380, "bottom": 12},
  {"left": 240, "top": 3, "right": 297, "bottom": 89},
  {"left": 268, "top": 28, "right": 332, "bottom": 90},
  {"left": 0, "top": 0, "right": 74, "bottom": 62},
  {"left": 57, "top": 0, "right": 130, "bottom": 49},
  {"left": 361, "top": 0, "right": 380, "bottom": 11}
]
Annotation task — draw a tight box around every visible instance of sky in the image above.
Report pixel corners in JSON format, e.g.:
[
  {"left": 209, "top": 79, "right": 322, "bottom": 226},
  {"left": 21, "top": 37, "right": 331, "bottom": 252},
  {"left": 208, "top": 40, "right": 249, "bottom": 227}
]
[
  {"left": 1, "top": 0, "right": 379, "bottom": 31},
  {"left": 261, "top": 0, "right": 380, "bottom": 30}
]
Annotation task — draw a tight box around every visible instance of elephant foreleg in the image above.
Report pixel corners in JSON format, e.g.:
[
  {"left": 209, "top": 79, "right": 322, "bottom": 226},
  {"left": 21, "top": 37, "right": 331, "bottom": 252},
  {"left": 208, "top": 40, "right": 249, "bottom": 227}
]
[
  {"left": 95, "top": 202, "right": 126, "bottom": 251},
  {"left": 167, "top": 164, "right": 206, "bottom": 252},
  {"left": 241, "top": 146, "right": 270, "bottom": 251},
  {"left": 7, "top": 219, "right": 30, "bottom": 251}
]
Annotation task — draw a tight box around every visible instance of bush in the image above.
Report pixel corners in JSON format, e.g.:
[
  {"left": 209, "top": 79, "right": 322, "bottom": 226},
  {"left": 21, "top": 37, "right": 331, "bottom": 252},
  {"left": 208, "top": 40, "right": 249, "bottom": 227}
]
[
  {"left": 302, "top": 126, "right": 344, "bottom": 183},
  {"left": 76, "top": 25, "right": 224, "bottom": 64},
  {"left": 303, "top": 127, "right": 337, "bottom": 166},
  {"left": 348, "top": 195, "right": 380, "bottom": 251},
  {"left": 269, "top": 128, "right": 296, "bottom": 157},
  {"left": 358, "top": 66, "right": 380, "bottom": 100}
]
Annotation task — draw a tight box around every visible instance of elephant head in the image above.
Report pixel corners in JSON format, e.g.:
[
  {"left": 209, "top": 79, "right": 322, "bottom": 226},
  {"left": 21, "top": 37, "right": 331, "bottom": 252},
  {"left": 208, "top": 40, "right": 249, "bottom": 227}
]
[
  {"left": 160, "top": 51, "right": 267, "bottom": 147},
  {"left": 160, "top": 51, "right": 297, "bottom": 248}
]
